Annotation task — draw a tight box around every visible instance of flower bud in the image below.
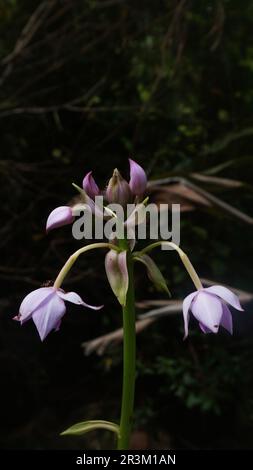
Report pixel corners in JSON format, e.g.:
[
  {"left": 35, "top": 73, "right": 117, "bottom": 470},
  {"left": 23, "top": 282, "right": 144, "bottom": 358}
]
[
  {"left": 82, "top": 171, "right": 100, "bottom": 199},
  {"left": 106, "top": 168, "right": 132, "bottom": 205},
  {"left": 129, "top": 158, "right": 147, "bottom": 196},
  {"left": 46, "top": 206, "right": 74, "bottom": 232},
  {"left": 105, "top": 250, "right": 129, "bottom": 305}
]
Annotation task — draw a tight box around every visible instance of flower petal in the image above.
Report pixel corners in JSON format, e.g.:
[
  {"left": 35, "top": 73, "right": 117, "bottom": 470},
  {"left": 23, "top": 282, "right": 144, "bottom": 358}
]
[
  {"left": 46, "top": 206, "right": 74, "bottom": 232},
  {"left": 129, "top": 159, "right": 147, "bottom": 196},
  {"left": 220, "top": 303, "right": 233, "bottom": 334},
  {"left": 204, "top": 285, "right": 243, "bottom": 311},
  {"left": 191, "top": 291, "right": 223, "bottom": 333},
  {"left": 19, "top": 287, "right": 55, "bottom": 323},
  {"left": 82, "top": 171, "right": 100, "bottom": 199},
  {"left": 106, "top": 168, "right": 132, "bottom": 205},
  {"left": 57, "top": 290, "right": 103, "bottom": 310},
  {"left": 32, "top": 293, "right": 66, "bottom": 341},
  {"left": 199, "top": 322, "right": 212, "bottom": 334},
  {"left": 105, "top": 250, "right": 129, "bottom": 306},
  {"left": 182, "top": 291, "right": 197, "bottom": 339}
]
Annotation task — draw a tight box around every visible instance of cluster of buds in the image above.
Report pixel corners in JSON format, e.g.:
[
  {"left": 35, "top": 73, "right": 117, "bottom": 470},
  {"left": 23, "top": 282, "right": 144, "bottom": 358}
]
[{"left": 46, "top": 159, "right": 147, "bottom": 232}]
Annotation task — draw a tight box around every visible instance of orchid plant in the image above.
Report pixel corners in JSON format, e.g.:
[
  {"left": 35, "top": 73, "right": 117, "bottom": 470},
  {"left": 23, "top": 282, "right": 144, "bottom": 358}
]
[{"left": 14, "top": 159, "right": 243, "bottom": 449}]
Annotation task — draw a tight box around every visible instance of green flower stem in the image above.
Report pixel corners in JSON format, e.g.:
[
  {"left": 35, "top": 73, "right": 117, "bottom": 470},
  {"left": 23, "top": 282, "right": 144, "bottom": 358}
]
[
  {"left": 137, "top": 241, "right": 203, "bottom": 291},
  {"left": 117, "top": 240, "right": 136, "bottom": 450},
  {"left": 54, "top": 242, "right": 118, "bottom": 289}
]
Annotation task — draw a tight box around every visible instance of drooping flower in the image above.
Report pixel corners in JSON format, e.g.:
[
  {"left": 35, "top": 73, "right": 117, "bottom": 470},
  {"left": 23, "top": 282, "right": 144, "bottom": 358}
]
[
  {"left": 183, "top": 285, "right": 243, "bottom": 338},
  {"left": 129, "top": 158, "right": 147, "bottom": 196},
  {"left": 14, "top": 287, "right": 102, "bottom": 341},
  {"left": 46, "top": 206, "right": 74, "bottom": 232},
  {"left": 82, "top": 171, "right": 100, "bottom": 199}
]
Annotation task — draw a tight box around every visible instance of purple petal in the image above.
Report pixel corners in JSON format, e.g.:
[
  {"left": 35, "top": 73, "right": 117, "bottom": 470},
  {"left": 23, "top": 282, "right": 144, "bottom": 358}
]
[
  {"left": 32, "top": 293, "right": 66, "bottom": 341},
  {"left": 105, "top": 250, "right": 129, "bottom": 306},
  {"left": 204, "top": 285, "right": 243, "bottom": 311},
  {"left": 129, "top": 159, "right": 147, "bottom": 196},
  {"left": 191, "top": 291, "right": 223, "bottom": 333},
  {"left": 19, "top": 287, "right": 55, "bottom": 323},
  {"left": 46, "top": 206, "right": 74, "bottom": 232},
  {"left": 82, "top": 171, "right": 100, "bottom": 199},
  {"left": 220, "top": 303, "right": 233, "bottom": 334},
  {"left": 54, "top": 320, "right": 62, "bottom": 331},
  {"left": 57, "top": 290, "right": 103, "bottom": 310},
  {"left": 199, "top": 322, "right": 212, "bottom": 334},
  {"left": 182, "top": 291, "right": 198, "bottom": 339}
]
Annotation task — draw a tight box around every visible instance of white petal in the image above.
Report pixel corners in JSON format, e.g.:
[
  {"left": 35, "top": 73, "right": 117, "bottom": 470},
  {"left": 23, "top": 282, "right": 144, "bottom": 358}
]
[
  {"left": 182, "top": 291, "right": 197, "bottom": 339},
  {"left": 32, "top": 294, "right": 66, "bottom": 341},
  {"left": 57, "top": 290, "right": 103, "bottom": 310},
  {"left": 19, "top": 287, "right": 55, "bottom": 323},
  {"left": 204, "top": 285, "right": 243, "bottom": 311},
  {"left": 191, "top": 291, "right": 223, "bottom": 333}
]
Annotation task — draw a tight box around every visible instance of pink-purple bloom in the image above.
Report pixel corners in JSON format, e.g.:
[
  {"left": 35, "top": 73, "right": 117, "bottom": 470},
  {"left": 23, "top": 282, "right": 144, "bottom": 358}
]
[
  {"left": 14, "top": 287, "right": 102, "bottom": 341},
  {"left": 183, "top": 285, "right": 243, "bottom": 338},
  {"left": 46, "top": 206, "right": 74, "bottom": 232}
]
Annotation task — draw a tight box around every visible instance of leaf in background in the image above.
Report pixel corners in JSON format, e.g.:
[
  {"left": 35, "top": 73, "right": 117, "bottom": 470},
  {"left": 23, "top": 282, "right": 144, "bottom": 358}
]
[{"left": 61, "top": 420, "right": 120, "bottom": 437}]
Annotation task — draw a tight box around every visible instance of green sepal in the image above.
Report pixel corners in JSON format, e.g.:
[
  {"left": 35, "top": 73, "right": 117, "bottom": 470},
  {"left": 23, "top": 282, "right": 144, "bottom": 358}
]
[{"left": 134, "top": 253, "right": 171, "bottom": 296}]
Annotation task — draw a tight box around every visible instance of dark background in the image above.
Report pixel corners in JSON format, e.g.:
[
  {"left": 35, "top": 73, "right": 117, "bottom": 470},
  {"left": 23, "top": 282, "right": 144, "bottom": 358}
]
[{"left": 0, "top": 0, "right": 253, "bottom": 449}]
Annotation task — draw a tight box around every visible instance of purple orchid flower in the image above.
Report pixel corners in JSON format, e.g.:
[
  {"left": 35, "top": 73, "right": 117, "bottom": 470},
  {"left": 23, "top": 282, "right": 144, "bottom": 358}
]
[
  {"left": 14, "top": 287, "right": 102, "bottom": 341},
  {"left": 183, "top": 285, "right": 243, "bottom": 339}
]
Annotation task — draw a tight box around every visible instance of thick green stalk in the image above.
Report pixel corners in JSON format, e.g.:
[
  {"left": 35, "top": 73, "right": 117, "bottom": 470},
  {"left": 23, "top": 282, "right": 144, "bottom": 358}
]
[{"left": 117, "top": 245, "right": 136, "bottom": 450}]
